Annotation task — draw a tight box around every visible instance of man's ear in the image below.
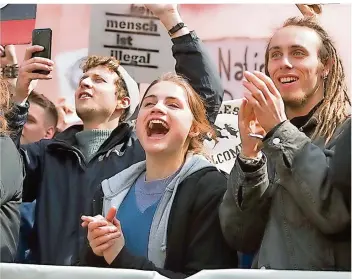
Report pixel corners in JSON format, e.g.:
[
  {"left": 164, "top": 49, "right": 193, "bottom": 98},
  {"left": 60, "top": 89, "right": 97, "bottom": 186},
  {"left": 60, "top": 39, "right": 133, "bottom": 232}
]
[
  {"left": 322, "top": 58, "right": 333, "bottom": 79},
  {"left": 116, "top": 96, "right": 131, "bottom": 110},
  {"left": 44, "top": 126, "right": 56, "bottom": 140}
]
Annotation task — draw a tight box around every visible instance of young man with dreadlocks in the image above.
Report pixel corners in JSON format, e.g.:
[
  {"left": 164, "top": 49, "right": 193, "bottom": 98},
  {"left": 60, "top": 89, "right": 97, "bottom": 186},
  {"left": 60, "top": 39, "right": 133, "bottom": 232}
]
[{"left": 219, "top": 15, "right": 351, "bottom": 271}]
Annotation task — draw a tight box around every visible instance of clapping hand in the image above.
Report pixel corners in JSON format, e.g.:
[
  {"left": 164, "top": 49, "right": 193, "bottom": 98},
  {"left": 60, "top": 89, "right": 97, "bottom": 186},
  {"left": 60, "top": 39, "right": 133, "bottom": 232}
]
[
  {"left": 81, "top": 207, "right": 125, "bottom": 264},
  {"left": 242, "top": 71, "right": 287, "bottom": 133}
]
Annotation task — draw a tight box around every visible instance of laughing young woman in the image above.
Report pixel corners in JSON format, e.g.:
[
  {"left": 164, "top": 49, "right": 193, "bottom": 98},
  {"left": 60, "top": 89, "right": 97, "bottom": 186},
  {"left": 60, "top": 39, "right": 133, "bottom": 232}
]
[{"left": 79, "top": 73, "right": 238, "bottom": 278}]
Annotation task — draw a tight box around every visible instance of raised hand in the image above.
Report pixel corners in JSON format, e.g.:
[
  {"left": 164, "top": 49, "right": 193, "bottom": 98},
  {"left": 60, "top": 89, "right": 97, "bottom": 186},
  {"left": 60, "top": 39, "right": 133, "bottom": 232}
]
[
  {"left": 14, "top": 45, "right": 54, "bottom": 103},
  {"left": 144, "top": 4, "right": 187, "bottom": 37},
  {"left": 144, "top": 4, "right": 178, "bottom": 18},
  {"left": 296, "top": 4, "right": 322, "bottom": 18},
  {"left": 238, "top": 98, "right": 266, "bottom": 158},
  {"left": 243, "top": 71, "right": 287, "bottom": 133}
]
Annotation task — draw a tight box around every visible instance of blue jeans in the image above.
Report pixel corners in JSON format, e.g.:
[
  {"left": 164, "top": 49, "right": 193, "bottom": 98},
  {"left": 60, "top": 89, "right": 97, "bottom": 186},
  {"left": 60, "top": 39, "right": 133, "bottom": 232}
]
[
  {"left": 238, "top": 252, "right": 255, "bottom": 268},
  {"left": 16, "top": 201, "right": 36, "bottom": 263}
]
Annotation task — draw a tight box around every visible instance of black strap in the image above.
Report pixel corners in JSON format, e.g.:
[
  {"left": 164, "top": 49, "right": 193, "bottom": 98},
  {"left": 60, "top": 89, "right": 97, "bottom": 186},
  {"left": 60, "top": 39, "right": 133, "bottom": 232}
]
[{"left": 168, "top": 22, "right": 186, "bottom": 36}]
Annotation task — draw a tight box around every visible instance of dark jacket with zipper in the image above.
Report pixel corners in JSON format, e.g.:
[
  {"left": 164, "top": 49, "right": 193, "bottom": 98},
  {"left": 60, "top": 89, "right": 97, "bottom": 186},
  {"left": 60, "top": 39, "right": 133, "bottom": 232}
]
[
  {"left": 7, "top": 31, "right": 224, "bottom": 265},
  {"left": 81, "top": 167, "right": 238, "bottom": 278}
]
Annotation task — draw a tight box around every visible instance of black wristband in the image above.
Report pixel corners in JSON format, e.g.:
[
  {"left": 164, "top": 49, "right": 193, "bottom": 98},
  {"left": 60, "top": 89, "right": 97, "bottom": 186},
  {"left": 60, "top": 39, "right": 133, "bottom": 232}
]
[{"left": 168, "top": 22, "right": 187, "bottom": 36}]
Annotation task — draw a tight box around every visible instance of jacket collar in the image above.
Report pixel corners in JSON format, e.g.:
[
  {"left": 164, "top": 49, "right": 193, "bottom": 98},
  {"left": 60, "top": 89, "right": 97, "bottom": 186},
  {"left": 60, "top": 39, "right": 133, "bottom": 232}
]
[
  {"left": 50, "top": 122, "right": 133, "bottom": 153},
  {"left": 290, "top": 100, "right": 322, "bottom": 133}
]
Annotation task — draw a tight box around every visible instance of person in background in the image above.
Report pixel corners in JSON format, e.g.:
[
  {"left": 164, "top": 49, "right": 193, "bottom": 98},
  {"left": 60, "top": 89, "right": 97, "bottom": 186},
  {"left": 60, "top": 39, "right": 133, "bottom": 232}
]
[
  {"left": 16, "top": 91, "right": 58, "bottom": 263},
  {"left": 0, "top": 45, "right": 60, "bottom": 263},
  {"left": 20, "top": 91, "right": 58, "bottom": 144},
  {"left": 80, "top": 73, "right": 238, "bottom": 278},
  {"left": 0, "top": 76, "right": 24, "bottom": 262},
  {"left": 219, "top": 14, "right": 351, "bottom": 270},
  {"left": 8, "top": 4, "right": 224, "bottom": 265}
]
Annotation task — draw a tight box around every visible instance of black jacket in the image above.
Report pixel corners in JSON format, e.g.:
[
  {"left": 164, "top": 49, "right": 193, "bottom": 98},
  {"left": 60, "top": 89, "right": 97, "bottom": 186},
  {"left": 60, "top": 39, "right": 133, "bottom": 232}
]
[
  {"left": 0, "top": 135, "right": 24, "bottom": 262},
  {"left": 331, "top": 121, "right": 351, "bottom": 209},
  {"left": 81, "top": 167, "right": 238, "bottom": 278},
  {"left": 8, "top": 31, "right": 224, "bottom": 265}
]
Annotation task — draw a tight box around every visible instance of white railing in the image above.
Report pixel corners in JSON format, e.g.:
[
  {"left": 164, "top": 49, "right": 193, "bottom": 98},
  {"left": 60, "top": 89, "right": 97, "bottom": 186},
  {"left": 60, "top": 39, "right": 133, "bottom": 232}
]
[
  {"left": 0, "top": 263, "right": 350, "bottom": 279},
  {"left": 0, "top": 264, "right": 167, "bottom": 279},
  {"left": 190, "top": 269, "right": 351, "bottom": 279}
]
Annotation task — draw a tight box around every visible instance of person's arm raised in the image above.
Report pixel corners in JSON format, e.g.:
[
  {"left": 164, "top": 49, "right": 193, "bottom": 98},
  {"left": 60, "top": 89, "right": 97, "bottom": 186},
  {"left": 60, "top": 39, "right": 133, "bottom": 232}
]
[
  {"left": 13, "top": 45, "right": 53, "bottom": 104},
  {"left": 296, "top": 4, "right": 322, "bottom": 18},
  {"left": 5, "top": 46, "right": 54, "bottom": 202},
  {"left": 145, "top": 4, "right": 223, "bottom": 124},
  {"left": 145, "top": 4, "right": 189, "bottom": 39}
]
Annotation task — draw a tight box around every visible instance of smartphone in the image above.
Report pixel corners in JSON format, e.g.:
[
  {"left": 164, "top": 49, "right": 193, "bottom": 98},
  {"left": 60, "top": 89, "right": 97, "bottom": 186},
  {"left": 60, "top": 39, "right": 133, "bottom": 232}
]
[{"left": 31, "top": 28, "right": 52, "bottom": 75}]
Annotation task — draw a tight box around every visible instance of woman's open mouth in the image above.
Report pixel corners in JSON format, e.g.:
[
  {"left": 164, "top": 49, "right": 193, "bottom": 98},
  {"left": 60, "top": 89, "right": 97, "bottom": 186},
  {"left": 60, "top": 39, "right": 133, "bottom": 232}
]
[{"left": 146, "top": 119, "right": 170, "bottom": 139}]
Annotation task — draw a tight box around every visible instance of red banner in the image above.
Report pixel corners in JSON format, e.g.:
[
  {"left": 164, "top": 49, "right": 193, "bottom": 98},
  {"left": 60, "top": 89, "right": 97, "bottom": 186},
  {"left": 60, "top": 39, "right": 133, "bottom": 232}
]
[{"left": 0, "top": 4, "right": 37, "bottom": 45}]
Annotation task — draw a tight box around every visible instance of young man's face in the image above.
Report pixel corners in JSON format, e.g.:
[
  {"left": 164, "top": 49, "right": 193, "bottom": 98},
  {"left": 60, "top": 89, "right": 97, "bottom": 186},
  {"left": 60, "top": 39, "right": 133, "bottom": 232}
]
[
  {"left": 267, "top": 25, "right": 326, "bottom": 108},
  {"left": 21, "top": 102, "right": 55, "bottom": 144},
  {"left": 75, "top": 66, "right": 121, "bottom": 123}
]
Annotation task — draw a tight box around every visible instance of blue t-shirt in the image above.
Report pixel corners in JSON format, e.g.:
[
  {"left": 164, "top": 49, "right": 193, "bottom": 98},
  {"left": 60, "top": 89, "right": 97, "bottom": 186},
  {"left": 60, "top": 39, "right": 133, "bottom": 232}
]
[
  {"left": 117, "top": 171, "right": 178, "bottom": 257},
  {"left": 117, "top": 185, "right": 158, "bottom": 257}
]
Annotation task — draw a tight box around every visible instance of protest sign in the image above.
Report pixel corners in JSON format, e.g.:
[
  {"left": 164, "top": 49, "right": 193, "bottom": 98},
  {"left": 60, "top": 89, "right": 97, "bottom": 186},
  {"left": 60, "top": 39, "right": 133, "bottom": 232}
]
[
  {"left": 204, "top": 38, "right": 267, "bottom": 100},
  {"left": 204, "top": 99, "right": 242, "bottom": 174},
  {"left": 89, "top": 4, "right": 175, "bottom": 83}
]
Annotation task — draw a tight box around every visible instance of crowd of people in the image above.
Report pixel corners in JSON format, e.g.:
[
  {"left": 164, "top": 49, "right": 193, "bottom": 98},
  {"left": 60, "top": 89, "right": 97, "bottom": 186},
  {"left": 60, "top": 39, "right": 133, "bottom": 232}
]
[{"left": 0, "top": 4, "right": 350, "bottom": 278}]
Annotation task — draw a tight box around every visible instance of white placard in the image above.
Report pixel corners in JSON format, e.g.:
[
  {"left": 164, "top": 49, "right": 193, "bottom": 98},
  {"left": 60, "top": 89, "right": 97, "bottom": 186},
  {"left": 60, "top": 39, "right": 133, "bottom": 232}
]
[
  {"left": 204, "top": 99, "right": 242, "bottom": 174},
  {"left": 204, "top": 38, "right": 268, "bottom": 100},
  {"left": 89, "top": 4, "right": 175, "bottom": 83}
]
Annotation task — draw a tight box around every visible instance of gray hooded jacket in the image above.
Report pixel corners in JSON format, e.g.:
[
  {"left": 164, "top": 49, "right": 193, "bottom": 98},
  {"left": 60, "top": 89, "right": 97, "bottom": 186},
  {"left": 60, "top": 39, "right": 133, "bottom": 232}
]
[{"left": 101, "top": 154, "right": 214, "bottom": 268}]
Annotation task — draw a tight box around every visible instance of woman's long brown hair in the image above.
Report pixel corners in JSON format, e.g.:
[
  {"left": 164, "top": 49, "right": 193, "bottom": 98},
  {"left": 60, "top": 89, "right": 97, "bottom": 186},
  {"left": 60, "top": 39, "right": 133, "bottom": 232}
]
[{"left": 0, "top": 77, "right": 12, "bottom": 135}]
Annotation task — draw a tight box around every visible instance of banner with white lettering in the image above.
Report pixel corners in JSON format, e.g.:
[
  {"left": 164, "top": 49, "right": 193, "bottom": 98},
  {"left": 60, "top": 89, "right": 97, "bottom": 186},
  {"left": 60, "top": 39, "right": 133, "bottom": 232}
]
[
  {"left": 204, "top": 99, "right": 242, "bottom": 174},
  {"left": 89, "top": 4, "right": 175, "bottom": 83},
  {"left": 204, "top": 38, "right": 267, "bottom": 100}
]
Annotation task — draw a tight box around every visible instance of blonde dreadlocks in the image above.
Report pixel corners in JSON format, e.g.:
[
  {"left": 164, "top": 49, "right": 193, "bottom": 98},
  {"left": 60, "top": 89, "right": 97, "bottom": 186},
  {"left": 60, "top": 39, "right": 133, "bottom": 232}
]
[{"left": 264, "top": 17, "right": 350, "bottom": 143}]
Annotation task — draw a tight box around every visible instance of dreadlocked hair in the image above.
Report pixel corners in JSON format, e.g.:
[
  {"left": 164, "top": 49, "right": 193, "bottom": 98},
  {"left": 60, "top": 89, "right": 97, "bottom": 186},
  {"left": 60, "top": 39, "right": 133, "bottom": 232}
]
[{"left": 265, "top": 17, "right": 350, "bottom": 143}]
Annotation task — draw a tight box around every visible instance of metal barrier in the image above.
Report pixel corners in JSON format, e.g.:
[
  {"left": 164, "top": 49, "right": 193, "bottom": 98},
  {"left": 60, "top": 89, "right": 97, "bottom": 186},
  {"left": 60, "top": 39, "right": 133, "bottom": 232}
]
[
  {"left": 0, "top": 263, "right": 167, "bottom": 279},
  {"left": 190, "top": 269, "right": 351, "bottom": 279},
  {"left": 0, "top": 263, "right": 350, "bottom": 279}
]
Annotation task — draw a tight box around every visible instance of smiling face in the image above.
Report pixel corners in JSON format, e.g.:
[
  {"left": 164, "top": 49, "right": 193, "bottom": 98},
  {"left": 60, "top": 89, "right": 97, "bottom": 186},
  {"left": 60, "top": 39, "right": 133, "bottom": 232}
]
[
  {"left": 267, "top": 25, "right": 327, "bottom": 108},
  {"left": 136, "top": 81, "right": 195, "bottom": 157}
]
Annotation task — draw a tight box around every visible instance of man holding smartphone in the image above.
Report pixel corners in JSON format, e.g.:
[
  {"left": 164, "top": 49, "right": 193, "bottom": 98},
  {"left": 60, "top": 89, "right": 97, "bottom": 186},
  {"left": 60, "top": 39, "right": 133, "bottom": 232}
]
[{"left": 9, "top": 4, "right": 224, "bottom": 266}]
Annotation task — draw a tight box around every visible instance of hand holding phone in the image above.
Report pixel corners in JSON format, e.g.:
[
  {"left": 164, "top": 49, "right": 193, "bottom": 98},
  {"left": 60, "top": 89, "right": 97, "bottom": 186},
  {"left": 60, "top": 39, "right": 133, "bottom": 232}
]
[
  {"left": 31, "top": 28, "right": 52, "bottom": 75},
  {"left": 14, "top": 44, "right": 54, "bottom": 104}
]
